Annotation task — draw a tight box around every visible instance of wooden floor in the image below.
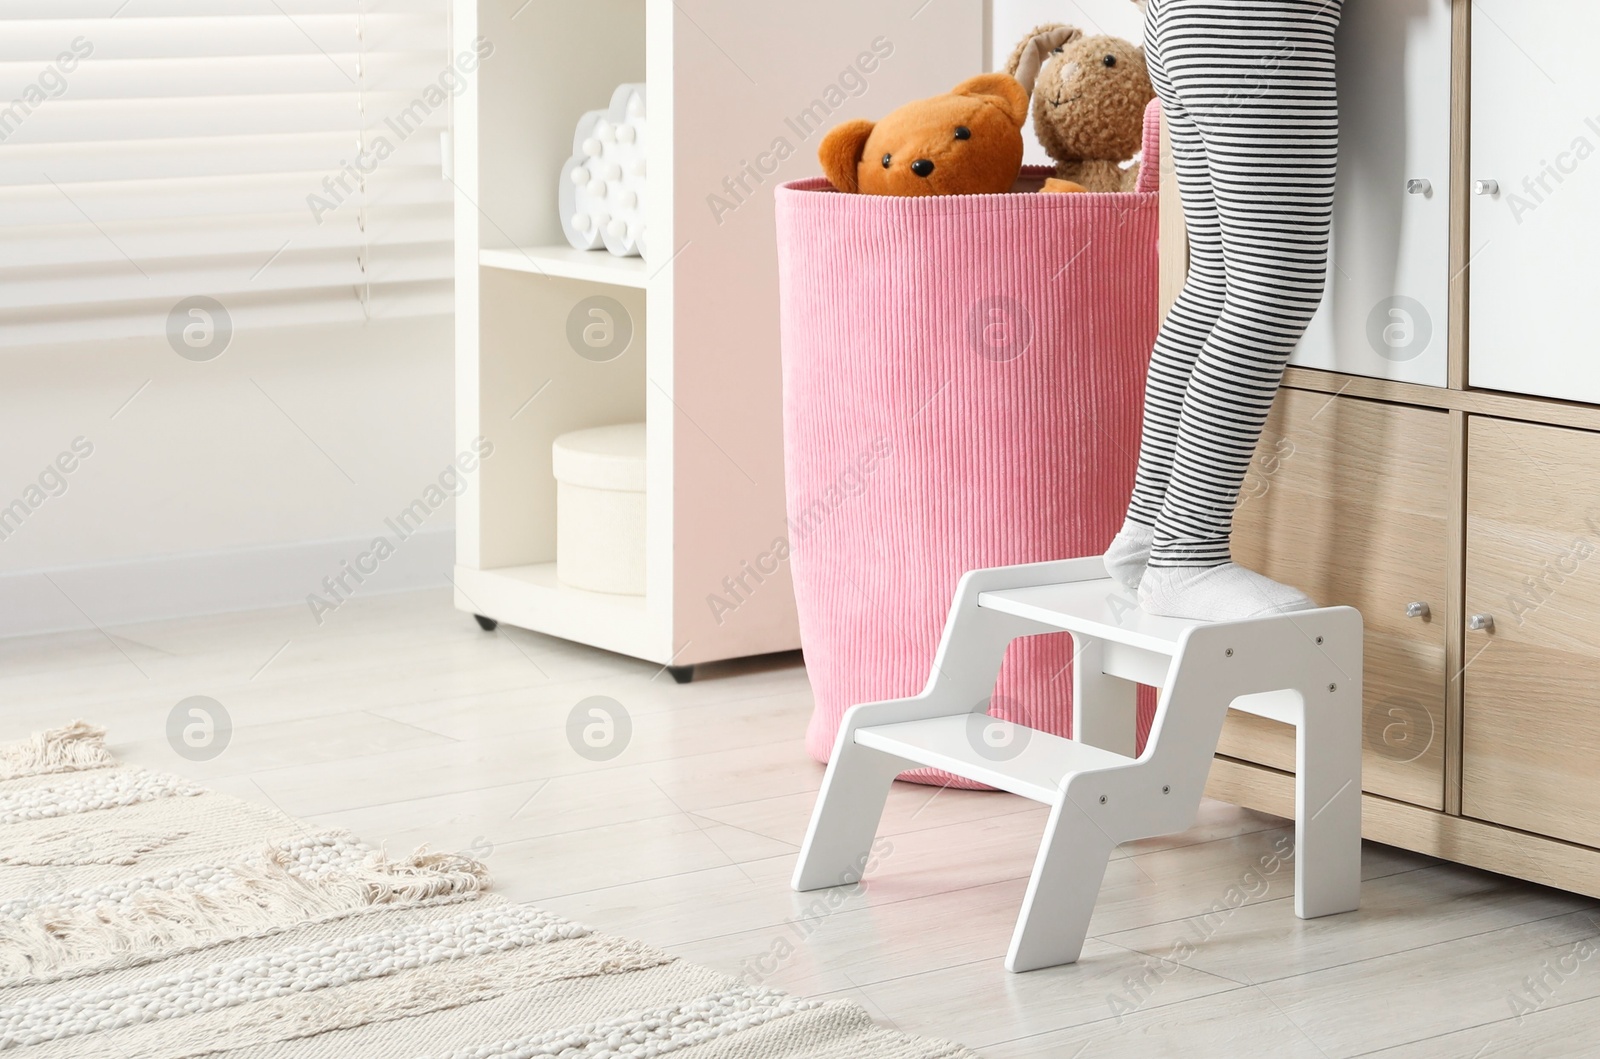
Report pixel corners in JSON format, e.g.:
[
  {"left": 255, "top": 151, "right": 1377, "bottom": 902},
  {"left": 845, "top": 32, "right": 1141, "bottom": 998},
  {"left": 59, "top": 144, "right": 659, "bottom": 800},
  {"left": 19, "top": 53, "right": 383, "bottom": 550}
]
[{"left": 7, "top": 587, "right": 1600, "bottom": 1058}]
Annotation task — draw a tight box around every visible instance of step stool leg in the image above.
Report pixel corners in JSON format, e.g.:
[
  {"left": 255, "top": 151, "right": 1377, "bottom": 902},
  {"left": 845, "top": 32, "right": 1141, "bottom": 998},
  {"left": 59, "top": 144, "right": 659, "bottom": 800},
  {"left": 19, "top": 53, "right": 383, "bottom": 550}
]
[
  {"left": 1294, "top": 678, "right": 1363, "bottom": 918},
  {"left": 792, "top": 741, "right": 911, "bottom": 892},
  {"left": 791, "top": 567, "right": 1049, "bottom": 895},
  {"left": 1072, "top": 634, "right": 1139, "bottom": 757},
  {"left": 1005, "top": 792, "right": 1118, "bottom": 972}
]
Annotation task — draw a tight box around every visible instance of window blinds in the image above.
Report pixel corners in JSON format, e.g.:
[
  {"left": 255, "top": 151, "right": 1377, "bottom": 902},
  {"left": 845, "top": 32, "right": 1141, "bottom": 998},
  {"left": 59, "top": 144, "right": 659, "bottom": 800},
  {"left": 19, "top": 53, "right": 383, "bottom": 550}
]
[{"left": 0, "top": 0, "right": 453, "bottom": 348}]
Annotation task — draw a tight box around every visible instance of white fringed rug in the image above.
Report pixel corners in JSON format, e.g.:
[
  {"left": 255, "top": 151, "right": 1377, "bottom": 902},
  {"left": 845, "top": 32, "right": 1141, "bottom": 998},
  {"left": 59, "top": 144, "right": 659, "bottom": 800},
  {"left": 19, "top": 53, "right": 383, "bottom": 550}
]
[{"left": 0, "top": 723, "right": 979, "bottom": 1059}]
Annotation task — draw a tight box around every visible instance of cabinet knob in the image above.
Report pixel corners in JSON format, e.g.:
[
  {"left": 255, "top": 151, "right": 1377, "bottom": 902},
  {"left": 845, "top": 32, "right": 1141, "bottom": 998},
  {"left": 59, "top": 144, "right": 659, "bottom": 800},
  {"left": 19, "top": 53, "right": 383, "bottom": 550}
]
[
  {"left": 1469, "top": 613, "right": 1495, "bottom": 632},
  {"left": 1474, "top": 179, "right": 1500, "bottom": 197},
  {"left": 1405, "top": 601, "right": 1431, "bottom": 619},
  {"left": 1406, "top": 178, "right": 1432, "bottom": 196}
]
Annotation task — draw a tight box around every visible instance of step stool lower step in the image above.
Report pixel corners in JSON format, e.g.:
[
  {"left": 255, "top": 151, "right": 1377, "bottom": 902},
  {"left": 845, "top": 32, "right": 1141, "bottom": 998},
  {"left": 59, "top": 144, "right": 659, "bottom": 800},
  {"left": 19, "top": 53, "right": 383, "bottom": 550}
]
[{"left": 854, "top": 716, "right": 1136, "bottom": 803}]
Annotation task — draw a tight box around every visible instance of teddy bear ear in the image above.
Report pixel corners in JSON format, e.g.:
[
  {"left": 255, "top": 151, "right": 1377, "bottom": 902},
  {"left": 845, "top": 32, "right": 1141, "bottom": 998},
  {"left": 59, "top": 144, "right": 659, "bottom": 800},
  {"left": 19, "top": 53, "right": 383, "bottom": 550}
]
[
  {"left": 952, "top": 72, "right": 1032, "bottom": 129},
  {"left": 1005, "top": 23, "right": 1084, "bottom": 96},
  {"left": 818, "top": 119, "right": 875, "bottom": 194}
]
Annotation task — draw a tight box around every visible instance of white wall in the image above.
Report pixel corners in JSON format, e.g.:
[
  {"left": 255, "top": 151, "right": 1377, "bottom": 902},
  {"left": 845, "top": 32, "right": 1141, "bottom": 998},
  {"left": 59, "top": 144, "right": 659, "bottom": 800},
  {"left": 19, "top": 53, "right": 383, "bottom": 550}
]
[
  {"left": 0, "top": 317, "right": 455, "bottom": 636},
  {"left": 991, "top": 0, "right": 1148, "bottom": 167},
  {"left": 0, "top": 2, "right": 1150, "bottom": 640}
]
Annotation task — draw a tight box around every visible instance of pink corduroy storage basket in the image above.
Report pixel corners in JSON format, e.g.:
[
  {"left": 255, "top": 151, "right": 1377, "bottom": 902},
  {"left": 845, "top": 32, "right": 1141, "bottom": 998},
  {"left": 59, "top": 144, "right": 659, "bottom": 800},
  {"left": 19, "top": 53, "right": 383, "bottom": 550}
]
[{"left": 774, "top": 105, "right": 1164, "bottom": 787}]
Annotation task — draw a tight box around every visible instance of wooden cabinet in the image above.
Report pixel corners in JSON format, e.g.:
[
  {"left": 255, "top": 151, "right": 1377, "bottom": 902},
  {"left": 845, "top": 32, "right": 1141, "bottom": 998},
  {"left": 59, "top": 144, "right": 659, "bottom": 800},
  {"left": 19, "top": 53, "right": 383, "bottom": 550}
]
[
  {"left": 1227, "top": 390, "right": 1451, "bottom": 809},
  {"left": 1462, "top": 416, "right": 1600, "bottom": 843},
  {"left": 1469, "top": 0, "right": 1600, "bottom": 402},
  {"left": 1288, "top": 0, "right": 1453, "bottom": 387}
]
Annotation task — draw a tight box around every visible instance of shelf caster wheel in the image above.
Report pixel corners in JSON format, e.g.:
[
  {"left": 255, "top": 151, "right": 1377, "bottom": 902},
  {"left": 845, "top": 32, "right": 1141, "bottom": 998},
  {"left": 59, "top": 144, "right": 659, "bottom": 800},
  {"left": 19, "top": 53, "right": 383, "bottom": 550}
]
[
  {"left": 667, "top": 664, "right": 695, "bottom": 684},
  {"left": 473, "top": 614, "right": 498, "bottom": 632}
]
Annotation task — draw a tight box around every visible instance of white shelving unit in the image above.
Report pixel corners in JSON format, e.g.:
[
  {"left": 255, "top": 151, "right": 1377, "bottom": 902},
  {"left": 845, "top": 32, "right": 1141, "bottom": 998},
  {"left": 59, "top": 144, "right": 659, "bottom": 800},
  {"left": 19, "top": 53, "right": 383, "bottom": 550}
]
[{"left": 452, "top": 0, "right": 983, "bottom": 671}]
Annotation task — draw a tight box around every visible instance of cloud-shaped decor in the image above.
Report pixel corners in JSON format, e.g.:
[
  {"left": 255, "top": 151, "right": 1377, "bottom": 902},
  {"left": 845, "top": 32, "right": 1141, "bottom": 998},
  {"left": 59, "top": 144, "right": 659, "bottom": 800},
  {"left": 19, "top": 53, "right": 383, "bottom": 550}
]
[{"left": 559, "top": 83, "right": 647, "bottom": 258}]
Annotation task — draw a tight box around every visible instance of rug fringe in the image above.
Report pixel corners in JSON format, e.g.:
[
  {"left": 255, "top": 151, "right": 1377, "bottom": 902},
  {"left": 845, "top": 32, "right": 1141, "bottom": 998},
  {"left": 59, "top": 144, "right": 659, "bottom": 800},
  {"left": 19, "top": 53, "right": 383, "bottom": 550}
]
[
  {"left": 1, "top": 831, "right": 490, "bottom": 985},
  {"left": 349, "top": 845, "right": 497, "bottom": 905},
  {"left": 0, "top": 721, "right": 115, "bottom": 780}
]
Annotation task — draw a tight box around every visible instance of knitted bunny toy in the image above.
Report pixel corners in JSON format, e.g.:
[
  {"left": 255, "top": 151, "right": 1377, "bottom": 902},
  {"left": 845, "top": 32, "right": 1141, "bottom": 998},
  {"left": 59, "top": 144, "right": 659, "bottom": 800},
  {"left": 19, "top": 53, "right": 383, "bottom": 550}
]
[{"left": 1005, "top": 23, "right": 1155, "bottom": 193}]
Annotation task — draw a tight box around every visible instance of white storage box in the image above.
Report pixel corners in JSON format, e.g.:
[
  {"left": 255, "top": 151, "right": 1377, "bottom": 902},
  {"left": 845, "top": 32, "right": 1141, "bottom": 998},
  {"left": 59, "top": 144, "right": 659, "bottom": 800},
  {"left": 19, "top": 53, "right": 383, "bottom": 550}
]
[{"left": 552, "top": 423, "right": 646, "bottom": 595}]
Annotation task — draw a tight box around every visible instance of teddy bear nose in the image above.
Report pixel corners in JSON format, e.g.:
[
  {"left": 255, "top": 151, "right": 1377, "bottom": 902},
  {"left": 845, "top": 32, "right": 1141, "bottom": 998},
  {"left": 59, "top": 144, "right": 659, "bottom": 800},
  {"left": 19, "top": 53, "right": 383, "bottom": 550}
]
[{"left": 911, "top": 159, "right": 935, "bottom": 178}]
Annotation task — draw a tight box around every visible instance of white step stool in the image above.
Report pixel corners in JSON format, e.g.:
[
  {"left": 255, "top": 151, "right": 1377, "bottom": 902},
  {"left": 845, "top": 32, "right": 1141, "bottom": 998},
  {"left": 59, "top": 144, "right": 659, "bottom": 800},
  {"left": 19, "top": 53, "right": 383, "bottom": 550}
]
[{"left": 792, "top": 557, "right": 1363, "bottom": 972}]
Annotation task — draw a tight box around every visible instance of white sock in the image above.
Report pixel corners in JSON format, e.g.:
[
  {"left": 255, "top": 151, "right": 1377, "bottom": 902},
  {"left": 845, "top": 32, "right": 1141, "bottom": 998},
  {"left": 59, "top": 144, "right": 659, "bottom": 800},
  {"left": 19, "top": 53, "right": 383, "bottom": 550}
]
[
  {"left": 1138, "top": 563, "right": 1315, "bottom": 622},
  {"left": 1103, "top": 519, "right": 1154, "bottom": 589}
]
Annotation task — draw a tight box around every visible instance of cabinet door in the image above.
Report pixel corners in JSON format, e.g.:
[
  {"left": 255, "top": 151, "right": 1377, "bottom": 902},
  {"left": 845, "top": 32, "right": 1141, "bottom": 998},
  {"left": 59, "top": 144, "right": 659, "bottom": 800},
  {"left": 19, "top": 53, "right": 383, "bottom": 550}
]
[
  {"left": 1463, "top": 417, "right": 1600, "bottom": 843},
  {"left": 1289, "top": 0, "right": 1453, "bottom": 386},
  {"left": 1228, "top": 391, "right": 1450, "bottom": 808},
  {"left": 1469, "top": 1, "right": 1600, "bottom": 401}
]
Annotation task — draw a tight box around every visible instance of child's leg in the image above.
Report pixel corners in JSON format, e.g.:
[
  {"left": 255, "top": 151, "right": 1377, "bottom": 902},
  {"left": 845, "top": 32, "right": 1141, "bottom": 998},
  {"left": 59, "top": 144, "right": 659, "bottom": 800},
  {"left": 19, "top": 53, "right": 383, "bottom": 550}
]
[
  {"left": 1103, "top": 17, "right": 1227, "bottom": 589},
  {"left": 1139, "top": 0, "right": 1342, "bottom": 621}
]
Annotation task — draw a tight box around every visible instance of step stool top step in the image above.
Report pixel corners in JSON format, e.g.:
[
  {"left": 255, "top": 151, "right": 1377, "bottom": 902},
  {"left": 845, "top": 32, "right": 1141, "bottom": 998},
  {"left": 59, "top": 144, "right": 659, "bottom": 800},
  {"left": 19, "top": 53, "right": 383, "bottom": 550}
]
[
  {"left": 854, "top": 715, "right": 1137, "bottom": 803},
  {"left": 978, "top": 578, "right": 1204, "bottom": 654}
]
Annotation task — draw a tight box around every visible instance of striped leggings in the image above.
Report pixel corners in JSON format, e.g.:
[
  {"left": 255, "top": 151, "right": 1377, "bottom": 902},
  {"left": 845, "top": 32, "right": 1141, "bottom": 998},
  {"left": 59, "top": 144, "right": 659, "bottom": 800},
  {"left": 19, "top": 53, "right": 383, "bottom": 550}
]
[{"left": 1129, "top": 0, "right": 1342, "bottom": 567}]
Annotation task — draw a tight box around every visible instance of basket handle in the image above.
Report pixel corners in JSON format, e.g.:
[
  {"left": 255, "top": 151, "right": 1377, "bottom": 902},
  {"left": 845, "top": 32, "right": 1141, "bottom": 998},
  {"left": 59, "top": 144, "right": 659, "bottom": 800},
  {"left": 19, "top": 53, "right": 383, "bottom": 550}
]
[{"left": 1136, "top": 98, "right": 1162, "bottom": 195}]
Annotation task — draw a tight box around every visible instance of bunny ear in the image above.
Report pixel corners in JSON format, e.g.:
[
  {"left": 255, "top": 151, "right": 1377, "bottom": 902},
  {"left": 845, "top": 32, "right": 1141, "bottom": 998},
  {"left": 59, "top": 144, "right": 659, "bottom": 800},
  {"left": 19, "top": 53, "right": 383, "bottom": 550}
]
[{"left": 1005, "top": 23, "right": 1083, "bottom": 95}]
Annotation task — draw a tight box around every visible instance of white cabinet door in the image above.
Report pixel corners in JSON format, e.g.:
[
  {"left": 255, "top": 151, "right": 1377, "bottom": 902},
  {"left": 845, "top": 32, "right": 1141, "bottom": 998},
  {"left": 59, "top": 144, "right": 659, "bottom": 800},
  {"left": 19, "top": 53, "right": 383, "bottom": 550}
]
[
  {"left": 1469, "top": 0, "right": 1600, "bottom": 402},
  {"left": 1291, "top": 0, "right": 1454, "bottom": 386}
]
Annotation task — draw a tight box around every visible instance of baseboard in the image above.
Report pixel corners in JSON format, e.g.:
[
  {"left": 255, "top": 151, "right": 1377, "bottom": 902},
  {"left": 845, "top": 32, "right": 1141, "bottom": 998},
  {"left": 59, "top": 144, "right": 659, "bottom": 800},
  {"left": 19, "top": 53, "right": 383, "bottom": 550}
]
[
  {"left": 1206, "top": 754, "right": 1600, "bottom": 902},
  {"left": 0, "top": 528, "right": 454, "bottom": 638}
]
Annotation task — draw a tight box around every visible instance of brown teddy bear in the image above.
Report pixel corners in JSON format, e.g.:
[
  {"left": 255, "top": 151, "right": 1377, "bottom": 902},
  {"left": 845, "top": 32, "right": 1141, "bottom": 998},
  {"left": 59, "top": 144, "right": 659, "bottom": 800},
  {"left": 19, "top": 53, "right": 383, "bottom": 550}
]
[
  {"left": 818, "top": 73, "right": 1030, "bottom": 196},
  {"left": 1005, "top": 24, "right": 1154, "bottom": 193}
]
